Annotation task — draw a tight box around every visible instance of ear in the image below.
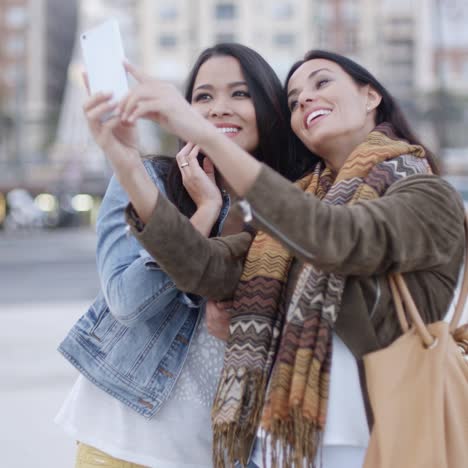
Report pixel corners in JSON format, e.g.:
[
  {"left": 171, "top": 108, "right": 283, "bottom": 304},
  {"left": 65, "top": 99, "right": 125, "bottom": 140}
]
[{"left": 366, "top": 86, "right": 382, "bottom": 113}]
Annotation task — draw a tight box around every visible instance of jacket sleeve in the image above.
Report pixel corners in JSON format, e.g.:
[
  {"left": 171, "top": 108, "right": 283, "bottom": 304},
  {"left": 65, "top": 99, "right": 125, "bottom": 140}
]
[
  {"left": 241, "top": 165, "right": 465, "bottom": 276},
  {"left": 96, "top": 162, "right": 200, "bottom": 328},
  {"left": 126, "top": 194, "right": 252, "bottom": 300}
]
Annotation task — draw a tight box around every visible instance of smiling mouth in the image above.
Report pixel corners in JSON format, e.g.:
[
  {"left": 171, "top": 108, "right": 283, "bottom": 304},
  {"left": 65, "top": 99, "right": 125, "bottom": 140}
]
[
  {"left": 306, "top": 109, "right": 332, "bottom": 128},
  {"left": 216, "top": 127, "right": 240, "bottom": 136}
]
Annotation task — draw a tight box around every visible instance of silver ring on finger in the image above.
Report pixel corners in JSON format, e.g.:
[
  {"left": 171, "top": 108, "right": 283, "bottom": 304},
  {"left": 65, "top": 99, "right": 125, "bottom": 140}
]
[{"left": 180, "top": 162, "right": 189, "bottom": 168}]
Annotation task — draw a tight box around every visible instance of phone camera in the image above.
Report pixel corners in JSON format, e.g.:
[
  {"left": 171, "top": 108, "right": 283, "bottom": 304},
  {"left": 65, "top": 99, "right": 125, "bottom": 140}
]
[{"left": 82, "top": 35, "right": 86, "bottom": 40}]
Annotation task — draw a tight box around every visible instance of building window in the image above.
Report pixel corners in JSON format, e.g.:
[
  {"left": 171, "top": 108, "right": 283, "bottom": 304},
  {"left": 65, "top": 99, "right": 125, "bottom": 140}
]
[
  {"left": 159, "top": 35, "right": 177, "bottom": 48},
  {"left": 216, "top": 33, "right": 236, "bottom": 43},
  {"left": 272, "top": 2, "right": 294, "bottom": 19},
  {"left": 273, "top": 33, "right": 295, "bottom": 47},
  {"left": 159, "top": 5, "right": 178, "bottom": 20},
  {"left": 215, "top": 3, "right": 236, "bottom": 20},
  {"left": 5, "top": 6, "right": 27, "bottom": 28}
]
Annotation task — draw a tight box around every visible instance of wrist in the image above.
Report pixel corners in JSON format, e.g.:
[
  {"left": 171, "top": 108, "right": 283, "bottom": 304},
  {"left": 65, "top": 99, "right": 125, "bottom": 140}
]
[
  {"left": 114, "top": 153, "right": 144, "bottom": 185},
  {"left": 116, "top": 160, "right": 159, "bottom": 224},
  {"left": 197, "top": 200, "right": 223, "bottom": 219},
  {"left": 194, "top": 119, "right": 218, "bottom": 148}
]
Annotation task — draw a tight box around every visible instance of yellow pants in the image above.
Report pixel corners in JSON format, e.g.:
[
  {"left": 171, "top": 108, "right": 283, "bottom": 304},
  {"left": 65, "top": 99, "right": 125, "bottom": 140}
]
[{"left": 75, "top": 443, "right": 149, "bottom": 468}]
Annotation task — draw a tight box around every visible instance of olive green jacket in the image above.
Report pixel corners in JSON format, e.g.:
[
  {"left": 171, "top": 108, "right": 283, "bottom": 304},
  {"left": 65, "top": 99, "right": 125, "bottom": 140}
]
[{"left": 127, "top": 164, "right": 465, "bottom": 360}]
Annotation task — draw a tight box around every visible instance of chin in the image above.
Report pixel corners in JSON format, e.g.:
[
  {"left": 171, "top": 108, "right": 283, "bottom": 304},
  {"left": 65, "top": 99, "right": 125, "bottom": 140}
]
[{"left": 306, "top": 127, "right": 338, "bottom": 150}]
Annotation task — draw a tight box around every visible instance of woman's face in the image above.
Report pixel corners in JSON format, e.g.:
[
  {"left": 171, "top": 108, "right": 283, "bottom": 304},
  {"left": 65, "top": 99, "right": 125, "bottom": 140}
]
[
  {"left": 191, "top": 56, "right": 259, "bottom": 154},
  {"left": 287, "top": 58, "right": 379, "bottom": 158}
]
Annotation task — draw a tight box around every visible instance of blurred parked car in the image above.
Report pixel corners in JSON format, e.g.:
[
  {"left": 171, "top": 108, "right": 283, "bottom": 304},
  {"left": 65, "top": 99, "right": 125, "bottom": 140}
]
[{"left": 4, "top": 189, "right": 46, "bottom": 231}]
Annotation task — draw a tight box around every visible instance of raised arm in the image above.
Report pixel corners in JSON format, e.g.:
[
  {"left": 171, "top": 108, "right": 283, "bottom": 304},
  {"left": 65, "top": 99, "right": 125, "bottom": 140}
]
[
  {"left": 240, "top": 166, "right": 465, "bottom": 275},
  {"left": 117, "top": 64, "right": 464, "bottom": 277},
  {"left": 126, "top": 192, "right": 252, "bottom": 300}
]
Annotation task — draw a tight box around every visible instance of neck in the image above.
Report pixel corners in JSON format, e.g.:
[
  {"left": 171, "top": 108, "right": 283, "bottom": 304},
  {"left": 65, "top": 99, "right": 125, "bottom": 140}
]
[{"left": 318, "top": 122, "right": 376, "bottom": 172}]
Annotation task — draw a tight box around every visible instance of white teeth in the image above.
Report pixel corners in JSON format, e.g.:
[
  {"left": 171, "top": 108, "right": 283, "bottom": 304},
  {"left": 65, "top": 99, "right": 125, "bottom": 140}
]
[
  {"left": 217, "top": 127, "right": 239, "bottom": 134},
  {"left": 306, "top": 109, "right": 332, "bottom": 127}
]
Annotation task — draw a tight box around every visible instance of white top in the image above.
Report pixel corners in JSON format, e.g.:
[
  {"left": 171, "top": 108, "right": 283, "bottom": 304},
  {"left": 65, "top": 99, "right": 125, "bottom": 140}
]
[
  {"left": 56, "top": 313, "right": 225, "bottom": 468},
  {"left": 252, "top": 333, "right": 369, "bottom": 467}
]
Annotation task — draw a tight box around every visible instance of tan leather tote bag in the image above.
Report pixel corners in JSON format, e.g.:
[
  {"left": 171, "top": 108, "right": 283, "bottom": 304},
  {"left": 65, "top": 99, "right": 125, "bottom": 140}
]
[{"left": 363, "top": 219, "right": 468, "bottom": 468}]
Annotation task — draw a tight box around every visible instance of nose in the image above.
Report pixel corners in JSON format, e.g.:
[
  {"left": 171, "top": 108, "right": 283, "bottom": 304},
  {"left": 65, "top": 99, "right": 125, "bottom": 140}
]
[
  {"left": 208, "top": 97, "right": 233, "bottom": 118},
  {"left": 297, "top": 89, "right": 316, "bottom": 109}
]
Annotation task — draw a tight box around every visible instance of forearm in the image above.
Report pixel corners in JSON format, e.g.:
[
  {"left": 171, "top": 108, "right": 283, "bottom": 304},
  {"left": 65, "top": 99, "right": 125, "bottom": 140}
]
[
  {"left": 240, "top": 166, "right": 465, "bottom": 275},
  {"left": 126, "top": 194, "right": 251, "bottom": 299},
  {"left": 96, "top": 171, "right": 181, "bottom": 327},
  {"left": 197, "top": 124, "right": 262, "bottom": 197},
  {"left": 190, "top": 204, "right": 221, "bottom": 237},
  {"left": 114, "top": 159, "right": 159, "bottom": 224}
]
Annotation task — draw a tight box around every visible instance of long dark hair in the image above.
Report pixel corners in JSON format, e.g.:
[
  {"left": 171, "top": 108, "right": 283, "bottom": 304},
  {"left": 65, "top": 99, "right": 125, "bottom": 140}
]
[
  {"left": 285, "top": 50, "right": 439, "bottom": 174},
  {"left": 161, "top": 43, "right": 314, "bottom": 219}
]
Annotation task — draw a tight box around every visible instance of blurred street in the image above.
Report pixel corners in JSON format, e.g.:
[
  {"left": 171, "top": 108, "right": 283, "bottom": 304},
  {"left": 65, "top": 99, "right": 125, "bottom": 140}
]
[{"left": 0, "top": 228, "right": 99, "bottom": 468}]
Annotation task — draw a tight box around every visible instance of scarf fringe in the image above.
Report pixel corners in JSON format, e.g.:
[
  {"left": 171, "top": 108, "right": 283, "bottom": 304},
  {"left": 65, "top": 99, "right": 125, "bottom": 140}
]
[
  {"left": 263, "top": 406, "right": 322, "bottom": 468},
  {"left": 212, "top": 370, "right": 268, "bottom": 467}
]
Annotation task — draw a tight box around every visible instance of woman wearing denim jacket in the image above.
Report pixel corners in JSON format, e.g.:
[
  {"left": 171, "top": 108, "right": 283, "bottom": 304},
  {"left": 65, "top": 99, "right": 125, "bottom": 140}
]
[{"left": 55, "top": 44, "right": 311, "bottom": 468}]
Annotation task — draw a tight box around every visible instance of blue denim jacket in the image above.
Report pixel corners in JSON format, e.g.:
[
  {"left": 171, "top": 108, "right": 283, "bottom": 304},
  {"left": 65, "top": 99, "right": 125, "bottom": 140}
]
[{"left": 58, "top": 158, "right": 230, "bottom": 418}]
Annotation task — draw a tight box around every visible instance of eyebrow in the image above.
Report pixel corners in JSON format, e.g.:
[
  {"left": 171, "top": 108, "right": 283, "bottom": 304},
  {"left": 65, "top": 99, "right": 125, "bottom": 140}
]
[
  {"left": 193, "top": 81, "right": 248, "bottom": 92},
  {"left": 287, "top": 68, "right": 332, "bottom": 99}
]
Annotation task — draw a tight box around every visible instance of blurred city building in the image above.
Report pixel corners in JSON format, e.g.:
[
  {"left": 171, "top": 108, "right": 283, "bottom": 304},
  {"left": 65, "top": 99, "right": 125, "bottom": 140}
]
[
  {"left": 139, "top": 0, "right": 378, "bottom": 83},
  {"left": 0, "top": 0, "right": 77, "bottom": 191},
  {"left": 48, "top": 0, "right": 143, "bottom": 197},
  {"left": 1, "top": 0, "right": 468, "bottom": 203}
]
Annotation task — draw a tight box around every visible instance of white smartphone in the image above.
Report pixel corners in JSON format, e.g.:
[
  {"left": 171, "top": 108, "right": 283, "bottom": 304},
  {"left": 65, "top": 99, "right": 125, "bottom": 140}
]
[{"left": 80, "top": 19, "right": 128, "bottom": 117}]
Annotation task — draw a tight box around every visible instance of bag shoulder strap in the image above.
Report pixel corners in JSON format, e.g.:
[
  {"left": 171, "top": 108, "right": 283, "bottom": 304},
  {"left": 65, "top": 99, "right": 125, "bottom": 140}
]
[
  {"left": 450, "top": 214, "right": 468, "bottom": 332},
  {"left": 390, "top": 213, "right": 468, "bottom": 346}
]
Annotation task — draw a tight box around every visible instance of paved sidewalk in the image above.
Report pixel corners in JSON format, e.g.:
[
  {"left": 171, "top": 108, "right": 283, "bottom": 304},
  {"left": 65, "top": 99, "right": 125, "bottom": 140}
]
[{"left": 0, "top": 302, "right": 90, "bottom": 468}]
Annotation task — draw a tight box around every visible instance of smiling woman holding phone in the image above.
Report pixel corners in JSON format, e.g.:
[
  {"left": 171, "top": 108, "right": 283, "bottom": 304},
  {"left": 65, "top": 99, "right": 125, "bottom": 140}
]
[
  {"left": 55, "top": 42, "right": 311, "bottom": 468},
  {"left": 93, "top": 49, "right": 465, "bottom": 467}
]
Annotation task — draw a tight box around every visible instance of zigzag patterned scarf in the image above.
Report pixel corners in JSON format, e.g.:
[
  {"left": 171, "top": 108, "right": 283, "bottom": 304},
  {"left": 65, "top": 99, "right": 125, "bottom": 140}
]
[{"left": 212, "top": 124, "right": 431, "bottom": 467}]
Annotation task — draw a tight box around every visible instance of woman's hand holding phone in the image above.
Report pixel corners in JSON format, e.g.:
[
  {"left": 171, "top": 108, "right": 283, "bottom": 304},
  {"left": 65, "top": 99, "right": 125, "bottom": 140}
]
[
  {"left": 82, "top": 72, "right": 159, "bottom": 224},
  {"left": 82, "top": 73, "right": 140, "bottom": 178}
]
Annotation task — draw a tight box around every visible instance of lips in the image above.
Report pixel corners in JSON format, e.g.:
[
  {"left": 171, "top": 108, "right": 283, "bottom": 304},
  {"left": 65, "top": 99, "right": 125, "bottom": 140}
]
[{"left": 304, "top": 108, "right": 332, "bottom": 129}]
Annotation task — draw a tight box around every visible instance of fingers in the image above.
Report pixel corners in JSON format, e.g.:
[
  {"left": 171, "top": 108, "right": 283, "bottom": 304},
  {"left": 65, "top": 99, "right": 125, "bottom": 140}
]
[
  {"left": 123, "top": 61, "right": 148, "bottom": 83},
  {"left": 83, "top": 93, "right": 118, "bottom": 138},
  {"left": 176, "top": 143, "right": 199, "bottom": 178},
  {"left": 175, "top": 143, "right": 193, "bottom": 171},
  {"left": 118, "top": 70, "right": 159, "bottom": 121},
  {"left": 119, "top": 89, "right": 153, "bottom": 122},
  {"left": 203, "top": 157, "right": 215, "bottom": 175},
  {"left": 186, "top": 144, "right": 200, "bottom": 166},
  {"left": 202, "top": 156, "right": 217, "bottom": 184},
  {"left": 205, "top": 300, "right": 231, "bottom": 341},
  {"left": 99, "top": 115, "right": 121, "bottom": 139},
  {"left": 86, "top": 100, "right": 118, "bottom": 123},
  {"left": 125, "top": 99, "right": 160, "bottom": 123},
  {"left": 83, "top": 92, "right": 113, "bottom": 113},
  {"left": 118, "top": 79, "right": 176, "bottom": 123}
]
